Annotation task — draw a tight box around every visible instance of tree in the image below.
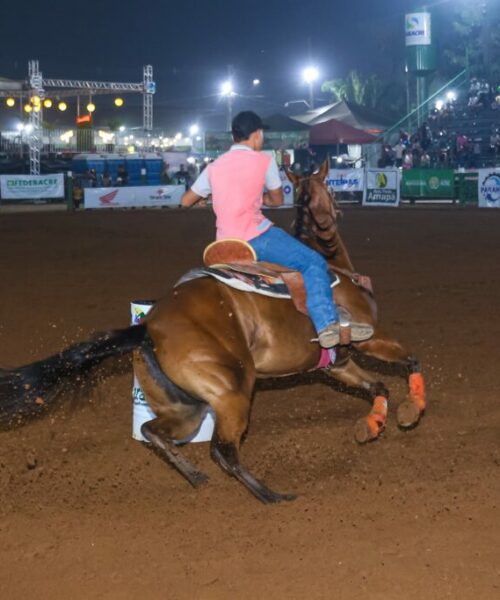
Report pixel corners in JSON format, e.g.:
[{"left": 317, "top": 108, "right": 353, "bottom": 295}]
[
  {"left": 322, "top": 70, "right": 382, "bottom": 109},
  {"left": 321, "top": 70, "right": 395, "bottom": 112},
  {"left": 442, "top": 4, "right": 500, "bottom": 80},
  {"left": 106, "top": 117, "right": 123, "bottom": 132}
]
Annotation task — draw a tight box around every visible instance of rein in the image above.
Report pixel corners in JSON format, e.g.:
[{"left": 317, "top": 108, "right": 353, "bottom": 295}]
[{"left": 294, "top": 174, "right": 374, "bottom": 296}]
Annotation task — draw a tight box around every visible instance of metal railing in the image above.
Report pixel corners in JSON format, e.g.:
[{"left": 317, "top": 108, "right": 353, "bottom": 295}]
[{"left": 379, "top": 68, "right": 469, "bottom": 143}]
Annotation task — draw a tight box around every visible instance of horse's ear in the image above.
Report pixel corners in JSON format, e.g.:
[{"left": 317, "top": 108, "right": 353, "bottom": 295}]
[
  {"left": 317, "top": 158, "right": 330, "bottom": 180},
  {"left": 286, "top": 168, "right": 300, "bottom": 188}
]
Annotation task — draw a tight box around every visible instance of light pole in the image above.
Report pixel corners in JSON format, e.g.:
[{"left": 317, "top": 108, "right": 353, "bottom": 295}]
[
  {"left": 189, "top": 124, "right": 204, "bottom": 153},
  {"left": 302, "top": 66, "right": 319, "bottom": 110},
  {"left": 220, "top": 80, "right": 235, "bottom": 131}
]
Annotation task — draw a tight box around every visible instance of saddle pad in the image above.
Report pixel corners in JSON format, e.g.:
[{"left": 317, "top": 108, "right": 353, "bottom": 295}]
[{"left": 175, "top": 264, "right": 338, "bottom": 301}]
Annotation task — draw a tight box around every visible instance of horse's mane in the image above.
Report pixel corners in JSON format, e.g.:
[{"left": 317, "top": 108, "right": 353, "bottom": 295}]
[
  {"left": 293, "top": 172, "right": 355, "bottom": 272},
  {"left": 294, "top": 175, "right": 339, "bottom": 254}
]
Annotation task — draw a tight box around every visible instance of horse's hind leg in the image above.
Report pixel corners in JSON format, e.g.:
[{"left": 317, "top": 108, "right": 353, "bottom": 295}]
[
  {"left": 355, "top": 332, "right": 426, "bottom": 428},
  {"left": 325, "top": 356, "right": 389, "bottom": 444},
  {"left": 209, "top": 390, "right": 296, "bottom": 504},
  {"left": 180, "top": 356, "right": 295, "bottom": 504},
  {"left": 133, "top": 350, "right": 209, "bottom": 487},
  {"left": 141, "top": 418, "right": 208, "bottom": 487}
]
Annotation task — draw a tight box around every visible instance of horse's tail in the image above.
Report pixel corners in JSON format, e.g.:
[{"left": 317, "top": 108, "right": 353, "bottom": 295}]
[{"left": 0, "top": 324, "right": 147, "bottom": 428}]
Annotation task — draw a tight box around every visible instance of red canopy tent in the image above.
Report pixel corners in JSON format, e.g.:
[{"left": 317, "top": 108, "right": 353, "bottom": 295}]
[{"left": 309, "top": 118, "right": 377, "bottom": 145}]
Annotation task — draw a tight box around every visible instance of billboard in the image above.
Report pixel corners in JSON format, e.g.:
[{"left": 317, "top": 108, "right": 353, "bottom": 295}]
[
  {"left": 405, "top": 12, "right": 431, "bottom": 46},
  {"left": 84, "top": 185, "right": 185, "bottom": 209},
  {"left": 478, "top": 170, "right": 500, "bottom": 208},
  {"left": 363, "top": 169, "right": 400, "bottom": 207},
  {"left": 401, "top": 169, "right": 455, "bottom": 199},
  {"left": 0, "top": 174, "right": 65, "bottom": 200},
  {"left": 327, "top": 169, "right": 364, "bottom": 192}
]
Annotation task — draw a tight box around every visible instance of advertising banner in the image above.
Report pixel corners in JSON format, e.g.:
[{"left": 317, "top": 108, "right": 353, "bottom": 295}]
[
  {"left": 405, "top": 12, "right": 431, "bottom": 46},
  {"left": 280, "top": 171, "right": 294, "bottom": 206},
  {"left": 84, "top": 185, "right": 185, "bottom": 209},
  {"left": 327, "top": 169, "right": 364, "bottom": 192},
  {"left": 477, "top": 169, "right": 500, "bottom": 208},
  {"left": 363, "top": 169, "right": 400, "bottom": 207},
  {"left": 401, "top": 169, "right": 454, "bottom": 199},
  {"left": 0, "top": 174, "right": 65, "bottom": 200}
]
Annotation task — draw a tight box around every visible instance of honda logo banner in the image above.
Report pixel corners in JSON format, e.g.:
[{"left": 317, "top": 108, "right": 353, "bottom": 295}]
[{"left": 84, "top": 185, "right": 185, "bottom": 209}]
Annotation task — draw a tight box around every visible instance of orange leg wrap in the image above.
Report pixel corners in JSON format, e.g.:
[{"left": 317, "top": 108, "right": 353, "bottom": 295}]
[
  {"left": 409, "top": 372, "right": 426, "bottom": 412},
  {"left": 365, "top": 395, "right": 388, "bottom": 437}
]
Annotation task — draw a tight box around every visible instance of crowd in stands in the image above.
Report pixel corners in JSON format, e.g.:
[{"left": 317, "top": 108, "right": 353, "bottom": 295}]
[{"left": 379, "top": 79, "right": 500, "bottom": 170}]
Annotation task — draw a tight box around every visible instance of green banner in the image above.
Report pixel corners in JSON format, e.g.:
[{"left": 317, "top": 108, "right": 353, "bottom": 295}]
[{"left": 401, "top": 169, "right": 455, "bottom": 198}]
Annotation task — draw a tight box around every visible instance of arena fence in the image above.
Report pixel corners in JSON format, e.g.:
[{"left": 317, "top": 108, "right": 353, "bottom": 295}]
[{"left": 0, "top": 168, "right": 498, "bottom": 209}]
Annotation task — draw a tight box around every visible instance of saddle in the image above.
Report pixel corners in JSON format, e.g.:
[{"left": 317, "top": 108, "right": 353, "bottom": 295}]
[{"left": 200, "top": 239, "right": 338, "bottom": 317}]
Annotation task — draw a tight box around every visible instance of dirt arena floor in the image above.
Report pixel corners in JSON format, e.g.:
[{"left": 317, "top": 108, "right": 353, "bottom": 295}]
[{"left": 0, "top": 206, "right": 499, "bottom": 600}]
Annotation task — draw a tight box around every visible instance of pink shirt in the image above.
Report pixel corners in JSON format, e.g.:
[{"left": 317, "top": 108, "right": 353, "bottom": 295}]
[{"left": 197, "top": 147, "right": 274, "bottom": 241}]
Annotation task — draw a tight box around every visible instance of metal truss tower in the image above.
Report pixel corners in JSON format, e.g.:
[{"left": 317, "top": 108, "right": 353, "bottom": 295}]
[
  {"left": 28, "top": 60, "right": 44, "bottom": 175},
  {"left": 143, "top": 65, "right": 154, "bottom": 132},
  {"left": 1, "top": 61, "right": 156, "bottom": 168}
]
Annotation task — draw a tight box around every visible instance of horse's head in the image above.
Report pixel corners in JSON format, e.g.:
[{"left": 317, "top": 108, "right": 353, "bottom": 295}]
[{"left": 287, "top": 159, "right": 341, "bottom": 255}]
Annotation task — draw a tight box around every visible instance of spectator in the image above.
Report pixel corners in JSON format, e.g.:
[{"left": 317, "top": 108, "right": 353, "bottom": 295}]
[
  {"left": 402, "top": 149, "right": 413, "bottom": 170},
  {"left": 161, "top": 163, "right": 172, "bottom": 184},
  {"left": 117, "top": 165, "right": 128, "bottom": 186},
  {"left": 421, "top": 151, "right": 431, "bottom": 168},
  {"left": 73, "top": 183, "right": 83, "bottom": 209},
  {"left": 394, "top": 141, "right": 404, "bottom": 168},
  {"left": 174, "top": 164, "right": 191, "bottom": 190},
  {"left": 102, "top": 170, "right": 112, "bottom": 187}
]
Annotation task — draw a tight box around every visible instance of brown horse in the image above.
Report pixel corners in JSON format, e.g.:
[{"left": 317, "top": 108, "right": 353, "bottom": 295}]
[{"left": 0, "top": 160, "right": 425, "bottom": 503}]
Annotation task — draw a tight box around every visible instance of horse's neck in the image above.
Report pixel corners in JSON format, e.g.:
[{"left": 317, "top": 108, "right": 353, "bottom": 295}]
[
  {"left": 298, "top": 206, "right": 356, "bottom": 272},
  {"left": 311, "top": 232, "right": 355, "bottom": 272},
  {"left": 326, "top": 234, "right": 355, "bottom": 272}
]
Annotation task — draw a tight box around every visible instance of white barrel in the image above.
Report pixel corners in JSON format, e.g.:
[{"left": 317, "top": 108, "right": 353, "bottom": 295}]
[{"left": 131, "top": 300, "right": 215, "bottom": 443}]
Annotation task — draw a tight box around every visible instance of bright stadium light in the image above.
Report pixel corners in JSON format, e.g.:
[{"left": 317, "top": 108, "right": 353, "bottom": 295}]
[
  {"left": 24, "top": 124, "right": 33, "bottom": 133},
  {"left": 119, "top": 125, "right": 125, "bottom": 132},
  {"left": 220, "top": 80, "right": 234, "bottom": 97},
  {"left": 6, "top": 97, "right": 15, "bottom": 108},
  {"left": 302, "top": 66, "right": 319, "bottom": 84},
  {"left": 43, "top": 99, "right": 52, "bottom": 108},
  {"left": 16, "top": 122, "right": 24, "bottom": 132},
  {"left": 435, "top": 99, "right": 444, "bottom": 111},
  {"left": 114, "top": 97, "right": 124, "bottom": 107},
  {"left": 221, "top": 80, "right": 236, "bottom": 131},
  {"left": 446, "top": 91, "right": 456, "bottom": 102},
  {"left": 24, "top": 104, "right": 32, "bottom": 113},
  {"left": 302, "top": 66, "right": 320, "bottom": 109},
  {"left": 58, "top": 101, "right": 67, "bottom": 112},
  {"left": 253, "top": 78, "right": 260, "bottom": 86},
  {"left": 189, "top": 124, "right": 200, "bottom": 136},
  {"left": 87, "top": 102, "right": 96, "bottom": 113}
]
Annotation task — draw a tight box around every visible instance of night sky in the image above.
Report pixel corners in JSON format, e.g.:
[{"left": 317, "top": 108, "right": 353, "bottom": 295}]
[{"left": 0, "top": 0, "right": 452, "bottom": 131}]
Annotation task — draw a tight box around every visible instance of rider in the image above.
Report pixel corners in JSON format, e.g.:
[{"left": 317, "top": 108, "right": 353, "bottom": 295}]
[{"left": 181, "top": 110, "right": 373, "bottom": 348}]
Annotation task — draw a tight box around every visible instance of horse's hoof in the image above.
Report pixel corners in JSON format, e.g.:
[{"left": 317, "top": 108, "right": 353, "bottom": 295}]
[
  {"left": 397, "top": 400, "right": 421, "bottom": 428},
  {"left": 187, "top": 470, "right": 209, "bottom": 488},
  {"left": 354, "top": 417, "right": 379, "bottom": 444}
]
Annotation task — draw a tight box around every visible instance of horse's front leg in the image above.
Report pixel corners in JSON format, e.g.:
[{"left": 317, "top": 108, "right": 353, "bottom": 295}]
[
  {"left": 324, "top": 351, "right": 389, "bottom": 444},
  {"left": 355, "top": 332, "right": 426, "bottom": 428}
]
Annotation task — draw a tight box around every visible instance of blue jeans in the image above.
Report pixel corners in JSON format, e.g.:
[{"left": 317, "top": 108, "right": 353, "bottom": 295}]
[{"left": 248, "top": 226, "right": 338, "bottom": 333}]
